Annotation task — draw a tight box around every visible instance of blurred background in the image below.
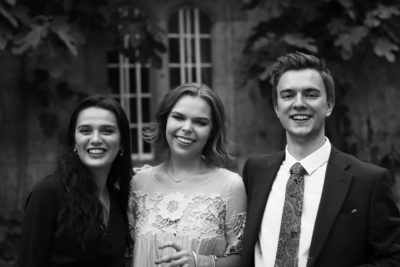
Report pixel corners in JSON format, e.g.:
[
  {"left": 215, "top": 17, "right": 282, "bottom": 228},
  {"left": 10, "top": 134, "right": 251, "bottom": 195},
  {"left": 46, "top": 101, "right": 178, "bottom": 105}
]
[{"left": 1, "top": 0, "right": 400, "bottom": 266}]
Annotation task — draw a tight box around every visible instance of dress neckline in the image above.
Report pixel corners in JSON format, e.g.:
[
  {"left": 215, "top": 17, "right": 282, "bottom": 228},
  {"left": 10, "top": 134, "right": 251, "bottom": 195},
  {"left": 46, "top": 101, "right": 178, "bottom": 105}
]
[{"left": 151, "top": 164, "right": 221, "bottom": 188}]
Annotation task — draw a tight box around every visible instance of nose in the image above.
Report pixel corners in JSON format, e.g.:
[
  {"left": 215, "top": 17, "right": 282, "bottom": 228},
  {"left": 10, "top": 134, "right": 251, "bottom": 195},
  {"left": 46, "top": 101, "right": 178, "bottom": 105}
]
[
  {"left": 293, "top": 94, "right": 306, "bottom": 108},
  {"left": 181, "top": 120, "right": 192, "bottom": 132},
  {"left": 90, "top": 131, "right": 102, "bottom": 144}
]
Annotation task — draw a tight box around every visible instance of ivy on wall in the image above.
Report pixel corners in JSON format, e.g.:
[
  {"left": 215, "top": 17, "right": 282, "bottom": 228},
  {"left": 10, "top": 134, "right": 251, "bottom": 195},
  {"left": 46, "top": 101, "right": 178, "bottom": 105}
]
[{"left": 0, "top": 0, "right": 166, "bottom": 138}]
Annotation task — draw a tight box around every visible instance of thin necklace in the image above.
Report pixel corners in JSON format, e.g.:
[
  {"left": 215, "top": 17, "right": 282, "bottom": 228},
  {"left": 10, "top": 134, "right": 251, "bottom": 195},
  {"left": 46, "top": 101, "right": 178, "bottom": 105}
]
[{"left": 163, "top": 165, "right": 184, "bottom": 183}]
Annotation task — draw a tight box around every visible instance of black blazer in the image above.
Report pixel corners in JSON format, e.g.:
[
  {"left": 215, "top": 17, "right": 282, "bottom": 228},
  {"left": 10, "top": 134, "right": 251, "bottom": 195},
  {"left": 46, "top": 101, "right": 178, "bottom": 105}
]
[{"left": 241, "top": 147, "right": 400, "bottom": 267}]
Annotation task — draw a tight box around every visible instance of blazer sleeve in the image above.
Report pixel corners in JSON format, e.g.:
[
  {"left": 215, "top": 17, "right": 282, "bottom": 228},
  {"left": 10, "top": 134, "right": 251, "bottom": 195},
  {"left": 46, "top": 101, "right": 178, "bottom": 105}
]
[
  {"left": 18, "top": 176, "right": 60, "bottom": 267},
  {"left": 366, "top": 169, "right": 400, "bottom": 266}
]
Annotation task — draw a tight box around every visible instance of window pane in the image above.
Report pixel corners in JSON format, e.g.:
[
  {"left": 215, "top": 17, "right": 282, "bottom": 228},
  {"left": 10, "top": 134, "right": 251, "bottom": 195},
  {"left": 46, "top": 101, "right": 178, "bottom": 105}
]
[
  {"left": 189, "top": 8, "right": 196, "bottom": 33},
  {"left": 168, "top": 11, "right": 179, "bottom": 33},
  {"left": 130, "top": 98, "right": 137, "bottom": 123},
  {"left": 202, "top": 67, "right": 212, "bottom": 86},
  {"left": 143, "top": 139, "right": 151, "bottom": 153},
  {"left": 108, "top": 68, "right": 120, "bottom": 94},
  {"left": 167, "top": 7, "right": 212, "bottom": 88},
  {"left": 141, "top": 68, "right": 149, "bottom": 93},
  {"left": 201, "top": 38, "right": 211, "bottom": 62},
  {"left": 107, "top": 51, "right": 119, "bottom": 64},
  {"left": 142, "top": 98, "right": 150, "bottom": 122},
  {"left": 131, "top": 128, "right": 138, "bottom": 153},
  {"left": 190, "top": 67, "right": 197, "bottom": 82},
  {"left": 168, "top": 38, "right": 179, "bottom": 63},
  {"left": 169, "top": 67, "right": 181, "bottom": 88},
  {"left": 199, "top": 11, "right": 211, "bottom": 33},
  {"left": 129, "top": 67, "right": 137, "bottom": 94}
]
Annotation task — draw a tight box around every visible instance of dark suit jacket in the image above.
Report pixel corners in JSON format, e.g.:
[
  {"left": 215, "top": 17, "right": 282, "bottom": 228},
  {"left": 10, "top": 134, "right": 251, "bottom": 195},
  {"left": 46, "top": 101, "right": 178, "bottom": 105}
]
[{"left": 241, "top": 147, "right": 400, "bottom": 267}]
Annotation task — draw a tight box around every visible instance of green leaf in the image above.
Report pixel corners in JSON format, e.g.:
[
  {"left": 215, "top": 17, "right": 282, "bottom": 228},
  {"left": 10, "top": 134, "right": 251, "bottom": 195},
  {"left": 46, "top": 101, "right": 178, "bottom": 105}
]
[
  {"left": 282, "top": 33, "right": 318, "bottom": 53},
  {"left": 374, "top": 37, "right": 399, "bottom": 62}
]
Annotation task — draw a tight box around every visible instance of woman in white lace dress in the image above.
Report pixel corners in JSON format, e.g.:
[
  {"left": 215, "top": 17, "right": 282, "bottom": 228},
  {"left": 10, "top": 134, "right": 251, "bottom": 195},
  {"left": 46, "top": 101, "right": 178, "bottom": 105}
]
[{"left": 128, "top": 83, "right": 247, "bottom": 267}]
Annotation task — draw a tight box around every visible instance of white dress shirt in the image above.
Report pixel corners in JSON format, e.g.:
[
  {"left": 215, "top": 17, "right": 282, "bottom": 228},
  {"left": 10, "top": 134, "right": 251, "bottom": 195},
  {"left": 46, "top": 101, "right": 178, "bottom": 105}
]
[{"left": 255, "top": 139, "right": 331, "bottom": 267}]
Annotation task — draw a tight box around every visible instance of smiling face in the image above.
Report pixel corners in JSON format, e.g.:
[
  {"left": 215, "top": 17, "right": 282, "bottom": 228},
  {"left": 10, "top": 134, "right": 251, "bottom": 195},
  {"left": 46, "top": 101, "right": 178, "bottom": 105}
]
[
  {"left": 74, "top": 107, "right": 121, "bottom": 175},
  {"left": 166, "top": 95, "right": 212, "bottom": 161},
  {"left": 274, "top": 69, "right": 334, "bottom": 144}
]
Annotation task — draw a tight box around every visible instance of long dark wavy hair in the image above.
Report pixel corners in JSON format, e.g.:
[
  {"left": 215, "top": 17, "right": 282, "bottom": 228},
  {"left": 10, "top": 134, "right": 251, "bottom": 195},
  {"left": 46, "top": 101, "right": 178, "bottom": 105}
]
[
  {"left": 143, "top": 83, "right": 232, "bottom": 167},
  {"left": 55, "top": 95, "right": 132, "bottom": 247}
]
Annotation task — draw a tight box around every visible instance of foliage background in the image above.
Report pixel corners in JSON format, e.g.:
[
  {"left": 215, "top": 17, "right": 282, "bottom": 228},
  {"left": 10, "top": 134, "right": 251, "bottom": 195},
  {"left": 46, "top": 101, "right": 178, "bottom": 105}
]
[{"left": 241, "top": 0, "right": 400, "bottom": 170}]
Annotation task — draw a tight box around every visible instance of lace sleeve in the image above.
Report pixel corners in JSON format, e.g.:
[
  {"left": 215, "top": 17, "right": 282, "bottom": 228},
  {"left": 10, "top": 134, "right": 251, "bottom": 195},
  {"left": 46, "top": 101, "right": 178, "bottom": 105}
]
[
  {"left": 223, "top": 173, "right": 247, "bottom": 255},
  {"left": 125, "top": 178, "right": 136, "bottom": 258}
]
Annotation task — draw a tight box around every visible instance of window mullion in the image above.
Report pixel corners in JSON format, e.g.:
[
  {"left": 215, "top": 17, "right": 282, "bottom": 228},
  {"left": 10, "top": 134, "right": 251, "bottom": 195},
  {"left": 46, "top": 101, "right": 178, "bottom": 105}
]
[
  {"left": 135, "top": 54, "right": 144, "bottom": 160},
  {"left": 186, "top": 8, "right": 193, "bottom": 83},
  {"left": 179, "top": 8, "right": 186, "bottom": 84},
  {"left": 194, "top": 8, "right": 201, "bottom": 83}
]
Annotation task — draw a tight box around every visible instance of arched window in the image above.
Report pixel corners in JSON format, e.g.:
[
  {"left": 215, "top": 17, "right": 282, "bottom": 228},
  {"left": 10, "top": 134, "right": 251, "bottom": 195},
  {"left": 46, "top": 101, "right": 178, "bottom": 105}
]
[
  {"left": 107, "top": 6, "right": 153, "bottom": 161},
  {"left": 168, "top": 6, "right": 212, "bottom": 88}
]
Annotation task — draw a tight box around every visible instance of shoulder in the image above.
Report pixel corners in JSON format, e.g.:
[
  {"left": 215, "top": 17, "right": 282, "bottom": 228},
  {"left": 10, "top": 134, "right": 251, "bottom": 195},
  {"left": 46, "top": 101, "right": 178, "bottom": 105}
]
[
  {"left": 330, "top": 148, "right": 387, "bottom": 176},
  {"left": 25, "top": 175, "right": 62, "bottom": 209},
  {"left": 245, "top": 151, "right": 284, "bottom": 165},
  {"left": 218, "top": 168, "right": 245, "bottom": 189},
  {"left": 131, "top": 165, "right": 156, "bottom": 187},
  {"left": 31, "top": 175, "right": 61, "bottom": 197}
]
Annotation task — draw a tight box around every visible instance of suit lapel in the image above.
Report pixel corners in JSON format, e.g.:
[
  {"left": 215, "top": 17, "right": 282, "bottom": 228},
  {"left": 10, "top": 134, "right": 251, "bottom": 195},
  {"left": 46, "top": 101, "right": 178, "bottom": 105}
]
[
  {"left": 308, "top": 148, "right": 352, "bottom": 264},
  {"left": 246, "top": 152, "right": 285, "bottom": 249}
]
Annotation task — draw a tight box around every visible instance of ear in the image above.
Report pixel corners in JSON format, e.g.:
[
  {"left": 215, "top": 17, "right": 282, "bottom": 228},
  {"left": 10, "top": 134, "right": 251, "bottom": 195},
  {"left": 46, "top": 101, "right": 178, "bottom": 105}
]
[
  {"left": 274, "top": 103, "right": 279, "bottom": 115},
  {"left": 326, "top": 101, "right": 334, "bottom": 117}
]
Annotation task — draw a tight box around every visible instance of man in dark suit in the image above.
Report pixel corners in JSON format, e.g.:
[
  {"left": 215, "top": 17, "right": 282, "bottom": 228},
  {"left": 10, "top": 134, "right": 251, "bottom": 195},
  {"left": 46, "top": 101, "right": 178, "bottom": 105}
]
[{"left": 241, "top": 52, "right": 400, "bottom": 267}]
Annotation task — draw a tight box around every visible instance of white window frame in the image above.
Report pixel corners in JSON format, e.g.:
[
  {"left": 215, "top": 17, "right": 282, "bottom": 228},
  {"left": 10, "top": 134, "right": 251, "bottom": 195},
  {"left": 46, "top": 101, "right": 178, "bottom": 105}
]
[
  {"left": 108, "top": 36, "right": 154, "bottom": 161},
  {"left": 168, "top": 6, "right": 212, "bottom": 85}
]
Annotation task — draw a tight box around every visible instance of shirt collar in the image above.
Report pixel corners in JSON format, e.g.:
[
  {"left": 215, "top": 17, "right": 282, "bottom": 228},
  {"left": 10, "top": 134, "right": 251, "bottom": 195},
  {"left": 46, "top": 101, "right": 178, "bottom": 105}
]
[{"left": 284, "top": 138, "right": 331, "bottom": 175}]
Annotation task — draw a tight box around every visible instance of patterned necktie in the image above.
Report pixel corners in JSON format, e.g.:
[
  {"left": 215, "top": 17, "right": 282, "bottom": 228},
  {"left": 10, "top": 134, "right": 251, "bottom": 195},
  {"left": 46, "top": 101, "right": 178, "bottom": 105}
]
[{"left": 275, "top": 162, "right": 307, "bottom": 267}]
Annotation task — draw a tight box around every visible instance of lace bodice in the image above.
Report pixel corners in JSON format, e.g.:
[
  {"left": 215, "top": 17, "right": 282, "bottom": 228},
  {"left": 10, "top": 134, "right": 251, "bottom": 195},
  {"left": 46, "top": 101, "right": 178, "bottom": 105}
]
[{"left": 128, "top": 165, "right": 247, "bottom": 267}]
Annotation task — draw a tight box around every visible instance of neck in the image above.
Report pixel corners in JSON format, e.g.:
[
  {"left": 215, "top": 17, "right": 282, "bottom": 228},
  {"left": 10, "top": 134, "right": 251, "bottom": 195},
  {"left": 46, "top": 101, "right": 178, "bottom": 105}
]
[
  {"left": 90, "top": 170, "right": 111, "bottom": 226},
  {"left": 287, "top": 134, "right": 326, "bottom": 161},
  {"left": 168, "top": 153, "right": 205, "bottom": 172},
  {"left": 90, "top": 168, "right": 110, "bottom": 194},
  {"left": 163, "top": 156, "right": 207, "bottom": 183}
]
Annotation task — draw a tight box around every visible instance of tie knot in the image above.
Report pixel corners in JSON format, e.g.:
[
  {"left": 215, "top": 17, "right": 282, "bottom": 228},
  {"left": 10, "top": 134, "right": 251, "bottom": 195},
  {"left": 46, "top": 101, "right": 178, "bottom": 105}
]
[{"left": 290, "top": 162, "right": 307, "bottom": 176}]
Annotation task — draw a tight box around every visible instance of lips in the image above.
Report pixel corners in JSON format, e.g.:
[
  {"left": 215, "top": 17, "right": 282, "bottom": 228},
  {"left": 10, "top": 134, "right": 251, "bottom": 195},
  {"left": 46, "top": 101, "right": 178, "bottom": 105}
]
[
  {"left": 87, "top": 148, "right": 107, "bottom": 156},
  {"left": 175, "top": 136, "right": 195, "bottom": 145},
  {"left": 291, "top": 114, "right": 311, "bottom": 121}
]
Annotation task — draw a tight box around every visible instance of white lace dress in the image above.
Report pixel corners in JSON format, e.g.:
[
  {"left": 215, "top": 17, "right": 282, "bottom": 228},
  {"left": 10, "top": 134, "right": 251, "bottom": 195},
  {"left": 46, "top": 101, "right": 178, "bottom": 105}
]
[{"left": 128, "top": 164, "right": 247, "bottom": 267}]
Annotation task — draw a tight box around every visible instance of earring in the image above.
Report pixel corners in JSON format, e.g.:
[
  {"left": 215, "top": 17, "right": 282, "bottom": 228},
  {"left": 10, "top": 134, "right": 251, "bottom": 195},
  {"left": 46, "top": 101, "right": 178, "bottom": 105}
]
[
  {"left": 119, "top": 148, "right": 124, "bottom": 156},
  {"left": 73, "top": 146, "right": 78, "bottom": 154}
]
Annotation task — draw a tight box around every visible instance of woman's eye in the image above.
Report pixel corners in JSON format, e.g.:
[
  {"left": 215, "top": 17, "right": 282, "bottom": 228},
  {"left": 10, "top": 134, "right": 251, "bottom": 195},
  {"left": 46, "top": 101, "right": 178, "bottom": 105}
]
[
  {"left": 102, "top": 128, "right": 114, "bottom": 134},
  {"left": 195, "top": 120, "right": 208, "bottom": 126},
  {"left": 172, "top": 114, "right": 184, "bottom": 120},
  {"left": 78, "top": 128, "right": 91, "bottom": 134}
]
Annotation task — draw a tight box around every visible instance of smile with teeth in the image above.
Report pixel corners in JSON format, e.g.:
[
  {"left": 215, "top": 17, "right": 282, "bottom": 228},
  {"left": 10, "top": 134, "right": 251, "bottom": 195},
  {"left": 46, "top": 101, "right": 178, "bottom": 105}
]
[
  {"left": 291, "top": 114, "right": 311, "bottom": 121},
  {"left": 87, "top": 148, "right": 107, "bottom": 155},
  {"left": 176, "top": 136, "right": 195, "bottom": 145}
]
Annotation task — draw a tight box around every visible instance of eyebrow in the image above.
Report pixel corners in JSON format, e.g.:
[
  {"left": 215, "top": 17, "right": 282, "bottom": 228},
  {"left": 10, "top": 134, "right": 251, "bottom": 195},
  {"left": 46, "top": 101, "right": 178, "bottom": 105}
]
[
  {"left": 280, "top": 87, "right": 321, "bottom": 93},
  {"left": 76, "top": 124, "right": 118, "bottom": 128},
  {"left": 170, "top": 111, "right": 211, "bottom": 121}
]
